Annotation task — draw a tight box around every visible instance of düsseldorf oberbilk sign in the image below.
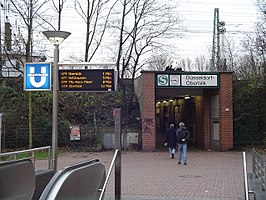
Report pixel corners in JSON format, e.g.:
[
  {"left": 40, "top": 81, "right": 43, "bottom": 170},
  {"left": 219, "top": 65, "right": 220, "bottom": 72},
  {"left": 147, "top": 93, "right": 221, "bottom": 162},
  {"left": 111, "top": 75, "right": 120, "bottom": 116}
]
[
  {"left": 156, "top": 73, "right": 219, "bottom": 88},
  {"left": 24, "top": 63, "right": 51, "bottom": 91}
]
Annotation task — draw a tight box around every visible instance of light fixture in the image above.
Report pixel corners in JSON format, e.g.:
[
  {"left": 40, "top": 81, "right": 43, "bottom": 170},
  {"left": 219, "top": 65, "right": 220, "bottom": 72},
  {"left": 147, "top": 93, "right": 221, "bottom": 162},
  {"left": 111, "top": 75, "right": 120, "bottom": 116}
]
[
  {"left": 42, "top": 31, "right": 71, "bottom": 45},
  {"left": 184, "top": 95, "right": 191, "bottom": 100},
  {"left": 42, "top": 30, "right": 71, "bottom": 172}
]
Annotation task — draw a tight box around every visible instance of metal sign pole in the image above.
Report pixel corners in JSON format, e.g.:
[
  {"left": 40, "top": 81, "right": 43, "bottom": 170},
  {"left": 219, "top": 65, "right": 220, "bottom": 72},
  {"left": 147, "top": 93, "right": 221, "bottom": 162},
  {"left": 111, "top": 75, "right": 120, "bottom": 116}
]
[
  {"left": 114, "top": 108, "right": 121, "bottom": 200},
  {"left": 0, "top": 113, "right": 2, "bottom": 154},
  {"left": 52, "top": 44, "right": 59, "bottom": 172}
]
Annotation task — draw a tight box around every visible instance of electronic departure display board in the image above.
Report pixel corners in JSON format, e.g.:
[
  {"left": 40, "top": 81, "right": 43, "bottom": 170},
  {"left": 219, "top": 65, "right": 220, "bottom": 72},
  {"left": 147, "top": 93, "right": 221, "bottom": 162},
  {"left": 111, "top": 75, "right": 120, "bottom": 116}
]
[{"left": 58, "top": 69, "right": 116, "bottom": 92}]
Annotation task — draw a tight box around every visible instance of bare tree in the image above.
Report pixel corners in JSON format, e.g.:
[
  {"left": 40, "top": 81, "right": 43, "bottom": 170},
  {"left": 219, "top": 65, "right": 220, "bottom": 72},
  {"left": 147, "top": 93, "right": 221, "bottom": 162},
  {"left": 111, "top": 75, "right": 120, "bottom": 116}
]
[
  {"left": 248, "top": 0, "right": 266, "bottom": 80},
  {"left": 112, "top": 0, "right": 182, "bottom": 83},
  {"left": 194, "top": 55, "right": 209, "bottom": 72},
  {"left": 9, "top": 0, "right": 50, "bottom": 62},
  {"left": 74, "top": 0, "right": 117, "bottom": 62},
  {"left": 223, "top": 36, "right": 238, "bottom": 72},
  {"left": 147, "top": 53, "right": 173, "bottom": 71},
  {"left": 8, "top": 0, "right": 51, "bottom": 149},
  {"left": 50, "top": 0, "right": 66, "bottom": 30},
  {"left": 176, "top": 57, "right": 193, "bottom": 71},
  {"left": 235, "top": 24, "right": 266, "bottom": 80},
  {"left": 237, "top": 37, "right": 263, "bottom": 80}
]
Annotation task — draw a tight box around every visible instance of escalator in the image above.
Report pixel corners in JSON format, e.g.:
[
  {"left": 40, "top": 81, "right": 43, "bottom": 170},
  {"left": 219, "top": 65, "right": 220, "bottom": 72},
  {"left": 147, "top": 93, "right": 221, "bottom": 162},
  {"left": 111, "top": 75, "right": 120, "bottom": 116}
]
[{"left": 0, "top": 158, "right": 106, "bottom": 200}]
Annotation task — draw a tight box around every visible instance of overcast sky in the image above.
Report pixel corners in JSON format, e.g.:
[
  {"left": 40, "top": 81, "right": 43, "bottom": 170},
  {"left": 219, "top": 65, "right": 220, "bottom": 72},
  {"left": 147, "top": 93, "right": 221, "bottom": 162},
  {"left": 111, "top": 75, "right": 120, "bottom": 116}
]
[
  {"left": 54, "top": 0, "right": 259, "bottom": 64},
  {"left": 175, "top": 0, "right": 259, "bottom": 60}
]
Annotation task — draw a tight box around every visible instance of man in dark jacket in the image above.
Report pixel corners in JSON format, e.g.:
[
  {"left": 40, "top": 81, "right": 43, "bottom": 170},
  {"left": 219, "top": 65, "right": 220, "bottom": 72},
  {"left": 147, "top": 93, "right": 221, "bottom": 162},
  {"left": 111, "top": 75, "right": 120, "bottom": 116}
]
[
  {"left": 164, "top": 124, "right": 176, "bottom": 159},
  {"left": 176, "top": 122, "right": 190, "bottom": 165}
]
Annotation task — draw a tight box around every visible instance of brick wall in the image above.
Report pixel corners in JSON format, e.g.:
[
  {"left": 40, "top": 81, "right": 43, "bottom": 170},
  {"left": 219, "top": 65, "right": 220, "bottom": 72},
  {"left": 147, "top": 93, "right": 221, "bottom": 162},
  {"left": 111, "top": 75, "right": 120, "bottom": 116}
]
[
  {"left": 140, "top": 72, "right": 156, "bottom": 151},
  {"left": 138, "top": 71, "right": 233, "bottom": 151},
  {"left": 219, "top": 72, "right": 233, "bottom": 150}
]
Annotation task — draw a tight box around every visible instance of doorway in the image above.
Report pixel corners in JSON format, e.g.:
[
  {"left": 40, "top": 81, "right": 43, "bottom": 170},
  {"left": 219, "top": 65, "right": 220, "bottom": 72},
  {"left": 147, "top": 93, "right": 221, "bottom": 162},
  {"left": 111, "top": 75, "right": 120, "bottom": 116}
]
[{"left": 155, "top": 96, "right": 200, "bottom": 149}]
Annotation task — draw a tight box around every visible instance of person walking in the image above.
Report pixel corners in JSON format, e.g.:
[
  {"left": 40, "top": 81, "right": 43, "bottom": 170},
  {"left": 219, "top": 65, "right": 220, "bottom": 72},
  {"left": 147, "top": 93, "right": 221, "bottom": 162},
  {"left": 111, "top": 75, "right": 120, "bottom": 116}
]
[
  {"left": 164, "top": 124, "right": 176, "bottom": 159},
  {"left": 176, "top": 122, "right": 190, "bottom": 165}
]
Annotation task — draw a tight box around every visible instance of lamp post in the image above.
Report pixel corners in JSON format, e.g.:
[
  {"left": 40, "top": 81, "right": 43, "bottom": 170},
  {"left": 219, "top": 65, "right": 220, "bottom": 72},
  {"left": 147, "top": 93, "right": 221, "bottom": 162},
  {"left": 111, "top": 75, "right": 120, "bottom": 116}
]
[{"left": 42, "top": 31, "right": 71, "bottom": 172}]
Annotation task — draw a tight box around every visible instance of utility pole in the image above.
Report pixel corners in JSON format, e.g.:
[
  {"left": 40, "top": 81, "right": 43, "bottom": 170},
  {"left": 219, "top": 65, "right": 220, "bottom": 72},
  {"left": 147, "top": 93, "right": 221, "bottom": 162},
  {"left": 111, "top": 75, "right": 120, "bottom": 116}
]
[
  {"left": 211, "top": 8, "right": 217, "bottom": 72},
  {"left": 0, "top": 4, "right": 2, "bottom": 77},
  {"left": 211, "top": 8, "right": 226, "bottom": 71},
  {"left": 0, "top": 113, "right": 2, "bottom": 154}
]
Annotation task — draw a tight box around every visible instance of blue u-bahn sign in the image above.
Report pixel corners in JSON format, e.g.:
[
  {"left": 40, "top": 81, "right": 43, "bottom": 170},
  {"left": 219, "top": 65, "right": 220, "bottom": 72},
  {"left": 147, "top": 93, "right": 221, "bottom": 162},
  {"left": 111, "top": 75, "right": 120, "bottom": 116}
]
[{"left": 24, "top": 63, "right": 51, "bottom": 91}]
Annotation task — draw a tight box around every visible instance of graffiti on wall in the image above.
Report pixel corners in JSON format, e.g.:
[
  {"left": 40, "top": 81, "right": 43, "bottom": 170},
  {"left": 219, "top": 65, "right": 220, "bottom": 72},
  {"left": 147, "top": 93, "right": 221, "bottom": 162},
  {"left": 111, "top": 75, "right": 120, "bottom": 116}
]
[{"left": 143, "top": 117, "right": 153, "bottom": 134}]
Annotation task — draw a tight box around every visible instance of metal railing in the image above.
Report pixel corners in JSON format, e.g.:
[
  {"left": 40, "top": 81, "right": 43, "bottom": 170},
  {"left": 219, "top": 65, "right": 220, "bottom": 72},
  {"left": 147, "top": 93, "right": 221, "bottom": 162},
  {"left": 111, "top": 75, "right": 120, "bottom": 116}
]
[
  {"left": 243, "top": 152, "right": 250, "bottom": 200},
  {"left": 99, "top": 148, "right": 121, "bottom": 200},
  {"left": 252, "top": 148, "right": 266, "bottom": 191},
  {"left": 39, "top": 158, "right": 105, "bottom": 200},
  {"left": 0, "top": 146, "right": 52, "bottom": 170}
]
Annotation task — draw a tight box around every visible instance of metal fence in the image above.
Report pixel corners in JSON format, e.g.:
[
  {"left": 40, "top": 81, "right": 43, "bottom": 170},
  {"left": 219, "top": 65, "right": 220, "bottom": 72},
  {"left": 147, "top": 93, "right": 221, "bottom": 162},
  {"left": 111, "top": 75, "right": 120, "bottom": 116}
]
[
  {"left": 0, "top": 146, "right": 52, "bottom": 170},
  {"left": 252, "top": 148, "right": 266, "bottom": 191},
  {"left": 2, "top": 125, "right": 52, "bottom": 149},
  {"left": 1, "top": 124, "right": 97, "bottom": 151}
]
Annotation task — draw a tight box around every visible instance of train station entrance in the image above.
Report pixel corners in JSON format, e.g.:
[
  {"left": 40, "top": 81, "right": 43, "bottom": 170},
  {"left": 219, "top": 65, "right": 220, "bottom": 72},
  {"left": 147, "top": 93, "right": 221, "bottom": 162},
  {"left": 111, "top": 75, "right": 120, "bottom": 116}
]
[{"left": 135, "top": 71, "right": 233, "bottom": 151}]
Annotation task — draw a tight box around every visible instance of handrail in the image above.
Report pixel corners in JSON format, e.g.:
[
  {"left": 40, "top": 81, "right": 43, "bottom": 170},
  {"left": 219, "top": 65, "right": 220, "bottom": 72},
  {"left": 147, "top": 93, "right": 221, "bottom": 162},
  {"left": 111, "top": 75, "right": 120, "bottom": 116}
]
[
  {"left": 243, "top": 152, "right": 250, "bottom": 200},
  {"left": 252, "top": 148, "right": 266, "bottom": 191},
  {"left": 39, "top": 159, "right": 105, "bottom": 200},
  {"left": 98, "top": 149, "right": 119, "bottom": 200},
  {"left": 0, "top": 146, "right": 52, "bottom": 170}
]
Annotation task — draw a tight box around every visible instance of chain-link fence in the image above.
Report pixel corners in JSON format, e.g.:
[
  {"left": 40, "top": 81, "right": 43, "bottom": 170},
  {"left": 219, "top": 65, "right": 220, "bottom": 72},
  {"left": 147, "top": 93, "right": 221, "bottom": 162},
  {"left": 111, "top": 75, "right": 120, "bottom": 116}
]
[{"left": 1, "top": 124, "right": 97, "bottom": 152}]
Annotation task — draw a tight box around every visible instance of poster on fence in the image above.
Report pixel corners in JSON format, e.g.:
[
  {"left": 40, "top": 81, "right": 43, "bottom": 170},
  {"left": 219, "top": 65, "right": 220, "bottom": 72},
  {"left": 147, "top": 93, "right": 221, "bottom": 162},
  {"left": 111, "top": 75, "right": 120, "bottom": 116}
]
[{"left": 70, "top": 125, "right": 80, "bottom": 141}]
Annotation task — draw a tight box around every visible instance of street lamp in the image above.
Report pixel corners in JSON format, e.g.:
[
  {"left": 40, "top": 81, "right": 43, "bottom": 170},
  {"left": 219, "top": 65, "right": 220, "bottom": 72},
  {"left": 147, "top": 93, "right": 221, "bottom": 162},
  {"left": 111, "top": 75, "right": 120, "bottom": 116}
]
[{"left": 42, "top": 31, "right": 71, "bottom": 172}]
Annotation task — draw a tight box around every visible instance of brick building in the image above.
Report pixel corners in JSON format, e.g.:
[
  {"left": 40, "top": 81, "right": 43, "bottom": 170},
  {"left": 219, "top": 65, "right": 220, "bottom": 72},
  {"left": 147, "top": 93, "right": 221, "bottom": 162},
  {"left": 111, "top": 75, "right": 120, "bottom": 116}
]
[{"left": 135, "top": 71, "right": 233, "bottom": 151}]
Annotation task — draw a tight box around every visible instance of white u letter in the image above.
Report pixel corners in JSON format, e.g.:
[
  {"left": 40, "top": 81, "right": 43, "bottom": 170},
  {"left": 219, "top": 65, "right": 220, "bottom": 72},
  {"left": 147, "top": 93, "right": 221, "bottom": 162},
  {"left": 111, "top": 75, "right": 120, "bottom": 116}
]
[{"left": 29, "top": 67, "right": 47, "bottom": 88}]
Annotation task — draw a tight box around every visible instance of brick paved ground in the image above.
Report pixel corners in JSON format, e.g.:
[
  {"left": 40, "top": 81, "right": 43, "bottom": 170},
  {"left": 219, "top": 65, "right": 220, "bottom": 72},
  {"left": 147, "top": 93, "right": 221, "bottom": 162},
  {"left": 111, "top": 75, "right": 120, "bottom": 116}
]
[{"left": 35, "top": 148, "right": 253, "bottom": 200}]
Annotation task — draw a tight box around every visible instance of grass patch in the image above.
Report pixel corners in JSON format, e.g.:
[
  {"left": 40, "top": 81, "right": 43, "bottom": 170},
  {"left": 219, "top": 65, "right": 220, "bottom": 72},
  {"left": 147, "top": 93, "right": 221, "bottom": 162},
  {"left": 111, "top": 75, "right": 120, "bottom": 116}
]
[
  {"left": 2, "top": 151, "right": 49, "bottom": 161},
  {"left": 1, "top": 150, "right": 66, "bottom": 161}
]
